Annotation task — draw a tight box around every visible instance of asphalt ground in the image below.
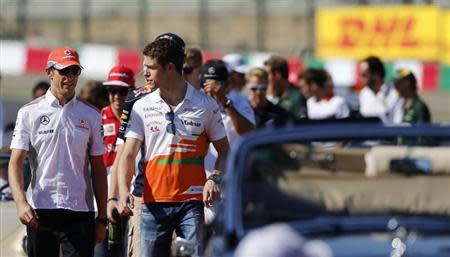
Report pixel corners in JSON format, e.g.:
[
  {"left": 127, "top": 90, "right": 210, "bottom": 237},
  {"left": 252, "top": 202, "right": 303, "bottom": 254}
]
[{"left": 0, "top": 201, "right": 27, "bottom": 257}]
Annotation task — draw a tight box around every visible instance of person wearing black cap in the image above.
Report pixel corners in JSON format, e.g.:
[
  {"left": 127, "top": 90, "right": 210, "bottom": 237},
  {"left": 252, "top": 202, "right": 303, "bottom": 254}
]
[
  {"left": 394, "top": 69, "right": 431, "bottom": 123},
  {"left": 117, "top": 33, "right": 229, "bottom": 257},
  {"left": 201, "top": 59, "right": 255, "bottom": 138},
  {"left": 200, "top": 59, "right": 255, "bottom": 154},
  {"left": 200, "top": 59, "right": 255, "bottom": 223}
]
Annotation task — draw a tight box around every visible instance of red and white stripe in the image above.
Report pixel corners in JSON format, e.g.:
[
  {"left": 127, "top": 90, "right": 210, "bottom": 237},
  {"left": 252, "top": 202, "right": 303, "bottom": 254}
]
[{"left": 0, "top": 40, "right": 440, "bottom": 92}]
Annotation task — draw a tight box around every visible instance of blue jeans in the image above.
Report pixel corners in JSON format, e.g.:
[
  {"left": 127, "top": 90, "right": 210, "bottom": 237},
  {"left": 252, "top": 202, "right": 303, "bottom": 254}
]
[{"left": 140, "top": 201, "right": 204, "bottom": 257}]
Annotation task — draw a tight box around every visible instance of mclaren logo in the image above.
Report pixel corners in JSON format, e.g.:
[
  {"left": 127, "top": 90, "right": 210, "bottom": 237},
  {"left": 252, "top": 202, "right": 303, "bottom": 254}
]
[{"left": 40, "top": 115, "right": 50, "bottom": 125}]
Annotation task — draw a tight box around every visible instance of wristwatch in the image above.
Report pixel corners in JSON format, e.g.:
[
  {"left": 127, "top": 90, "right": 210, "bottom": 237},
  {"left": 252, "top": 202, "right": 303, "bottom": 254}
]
[
  {"left": 223, "top": 98, "right": 233, "bottom": 109},
  {"left": 95, "top": 217, "right": 108, "bottom": 226},
  {"left": 207, "top": 174, "right": 222, "bottom": 184}
]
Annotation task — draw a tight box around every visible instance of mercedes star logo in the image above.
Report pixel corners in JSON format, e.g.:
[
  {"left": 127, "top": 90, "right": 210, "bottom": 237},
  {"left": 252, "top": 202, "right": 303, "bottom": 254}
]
[{"left": 40, "top": 115, "right": 50, "bottom": 125}]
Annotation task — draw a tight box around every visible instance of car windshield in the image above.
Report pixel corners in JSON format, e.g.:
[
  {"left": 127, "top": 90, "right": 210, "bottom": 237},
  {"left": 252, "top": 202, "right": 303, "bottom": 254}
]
[{"left": 241, "top": 137, "right": 450, "bottom": 234}]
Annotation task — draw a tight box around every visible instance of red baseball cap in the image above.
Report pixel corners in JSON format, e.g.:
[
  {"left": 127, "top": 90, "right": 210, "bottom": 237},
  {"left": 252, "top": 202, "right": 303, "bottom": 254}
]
[
  {"left": 103, "top": 65, "right": 135, "bottom": 88},
  {"left": 46, "top": 46, "right": 82, "bottom": 70}
]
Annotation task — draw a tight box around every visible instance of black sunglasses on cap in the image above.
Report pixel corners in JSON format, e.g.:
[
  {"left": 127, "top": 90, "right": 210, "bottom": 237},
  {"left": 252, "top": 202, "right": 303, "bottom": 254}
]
[{"left": 56, "top": 66, "right": 82, "bottom": 76}]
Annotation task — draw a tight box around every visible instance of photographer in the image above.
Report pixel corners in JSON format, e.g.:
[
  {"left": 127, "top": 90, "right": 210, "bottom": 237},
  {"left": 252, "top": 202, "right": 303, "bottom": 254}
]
[{"left": 200, "top": 60, "right": 255, "bottom": 223}]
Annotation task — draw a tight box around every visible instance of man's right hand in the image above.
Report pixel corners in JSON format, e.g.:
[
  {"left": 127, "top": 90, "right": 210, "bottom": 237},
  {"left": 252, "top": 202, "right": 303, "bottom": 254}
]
[
  {"left": 107, "top": 200, "right": 119, "bottom": 224},
  {"left": 17, "top": 201, "right": 39, "bottom": 229},
  {"left": 118, "top": 193, "right": 134, "bottom": 217}
]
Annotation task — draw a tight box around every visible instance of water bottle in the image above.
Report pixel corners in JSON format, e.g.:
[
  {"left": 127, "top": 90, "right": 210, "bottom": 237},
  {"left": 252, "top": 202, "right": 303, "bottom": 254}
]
[
  {"left": 108, "top": 210, "right": 123, "bottom": 256},
  {"left": 108, "top": 222, "right": 117, "bottom": 246}
]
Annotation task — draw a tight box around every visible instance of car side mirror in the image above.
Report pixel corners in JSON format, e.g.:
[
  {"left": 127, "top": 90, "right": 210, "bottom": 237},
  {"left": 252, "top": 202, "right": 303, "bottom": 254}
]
[{"left": 171, "top": 237, "right": 196, "bottom": 257}]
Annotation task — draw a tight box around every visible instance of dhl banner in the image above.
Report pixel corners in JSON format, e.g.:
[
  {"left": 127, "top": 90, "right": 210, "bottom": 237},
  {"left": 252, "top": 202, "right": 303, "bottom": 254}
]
[
  {"left": 442, "top": 11, "right": 450, "bottom": 65},
  {"left": 316, "top": 6, "right": 441, "bottom": 61}
]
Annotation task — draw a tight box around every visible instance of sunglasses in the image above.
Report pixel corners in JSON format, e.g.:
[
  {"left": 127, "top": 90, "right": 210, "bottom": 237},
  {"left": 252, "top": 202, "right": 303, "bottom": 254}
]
[
  {"left": 165, "top": 110, "right": 176, "bottom": 135},
  {"left": 57, "top": 66, "right": 82, "bottom": 76},
  {"left": 249, "top": 84, "right": 267, "bottom": 92},
  {"left": 107, "top": 87, "right": 129, "bottom": 96},
  {"left": 183, "top": 66, "right": 194, "bottom": 74}
]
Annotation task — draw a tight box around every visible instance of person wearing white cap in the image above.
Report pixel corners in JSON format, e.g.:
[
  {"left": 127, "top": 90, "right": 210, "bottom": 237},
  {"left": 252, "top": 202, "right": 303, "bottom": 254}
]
[
  {"left": 8, "top": 46, "right": 108, "bottom": 257},
  {"left": 223, "top": 53, "right": 250, "bottom": 92}
]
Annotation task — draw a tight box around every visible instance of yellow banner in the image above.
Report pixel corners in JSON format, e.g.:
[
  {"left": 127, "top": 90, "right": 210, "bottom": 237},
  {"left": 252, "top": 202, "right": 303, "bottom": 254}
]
[
  {"left": 316, "top": 6, "right": 440, "bottom": 61},
  {"left": 442, "top": 11, "right": 450, "bottom": 65}
]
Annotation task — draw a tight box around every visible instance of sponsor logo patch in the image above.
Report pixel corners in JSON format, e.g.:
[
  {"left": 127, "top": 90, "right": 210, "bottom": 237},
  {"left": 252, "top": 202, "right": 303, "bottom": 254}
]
[
  {"left": 149, "top": 126, "right": 160, "bottom": 133},
  {"left": 183, "top": 107, "right": 197, "bottom": 112},
  {"left": 146, "top": 121, "right": 163, "bottom": 126},
  {"left": 144, "top": 113, "right": 163, "bottom": 118},
  {"left": 40, "top": 115, "right": 50, "bottom": 125},
  {"left": 76, "top": 118, "right": 89, "bottom": 130},
  {"left": 143, "top": 106, "right": 162, "bottom": 112},
  {"left": 103, "top": 123, "right": 115, "bottom": 136},
  {"left": 38, "top": 129, "right": 54, "bottom": 135},
  {"left": 182, "top": 119, "right": 201, "bottom": 127},
  {"left": 217, "top": 118, "right": 224, "bottom": 127}
]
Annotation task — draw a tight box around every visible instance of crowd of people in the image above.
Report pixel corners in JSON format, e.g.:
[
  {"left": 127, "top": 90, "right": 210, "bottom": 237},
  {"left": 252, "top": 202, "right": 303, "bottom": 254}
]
[{"left": 4, "top": 32, "right": 433, "bottom": 257}]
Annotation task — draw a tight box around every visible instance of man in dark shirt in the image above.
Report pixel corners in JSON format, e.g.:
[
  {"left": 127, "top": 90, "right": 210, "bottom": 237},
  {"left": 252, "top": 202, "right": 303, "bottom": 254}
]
[
  {"left": 246, "top": 67, "right": 291, "bottom": 128},
  {"left": 264, "top": 55, "right": 307, "bottom": 119},
  {"left": 394, "top": 69, "right": 431, "bottom": 123}
]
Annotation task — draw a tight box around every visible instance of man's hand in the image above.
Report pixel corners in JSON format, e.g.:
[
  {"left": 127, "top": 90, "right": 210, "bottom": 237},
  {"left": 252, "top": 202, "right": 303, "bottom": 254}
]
[
  {"left": 95, "top": 222, "right": 106, "bottom": 244},
  {"left": 16, "top": 201, "right": 39, "bottom": 229},
  {"left": 203, "top": 80, "right": 227, "bottom": 105},
  {"left": 118, "top": 193, "right": 134, "bottom": 217},
  {"left": 107, "top": 200, "right": 119, "bottom": 224},
  {"left": 203, "top": 180, "right": 220, "bottom": 207}
]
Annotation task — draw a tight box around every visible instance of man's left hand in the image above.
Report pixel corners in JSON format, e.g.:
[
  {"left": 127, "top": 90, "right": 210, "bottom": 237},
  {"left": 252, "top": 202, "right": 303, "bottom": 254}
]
[
  {"left": 95, "top": 222, "right": 107, "bottom": 244},
  {"left": 203, "top": 80, "right": 227, "bottom": 105},
  {"left": 203, "top": 179, "right": 220, "bottom": 207}
]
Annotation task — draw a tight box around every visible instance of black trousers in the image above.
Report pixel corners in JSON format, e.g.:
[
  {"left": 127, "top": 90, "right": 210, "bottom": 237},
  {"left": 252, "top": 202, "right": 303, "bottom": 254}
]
[{"left": 27, "top": 209, "right": 95, "bottom": 257}]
